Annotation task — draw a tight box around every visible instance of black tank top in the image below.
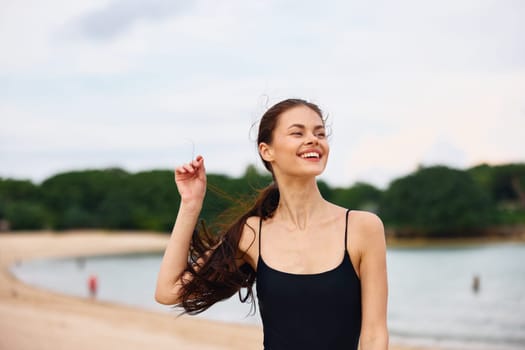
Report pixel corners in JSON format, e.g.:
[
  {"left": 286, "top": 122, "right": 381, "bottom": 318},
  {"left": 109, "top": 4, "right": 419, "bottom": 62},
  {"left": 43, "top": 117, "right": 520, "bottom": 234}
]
[{"left": 256, "top": 209, "right": 362, "bottom": 350}]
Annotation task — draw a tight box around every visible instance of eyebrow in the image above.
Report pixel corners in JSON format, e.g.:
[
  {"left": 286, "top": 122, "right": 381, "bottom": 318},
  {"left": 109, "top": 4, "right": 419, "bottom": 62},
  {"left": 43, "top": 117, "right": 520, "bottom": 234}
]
[{"left": 287, "top": 124, "right": 325, "bottom": 130}]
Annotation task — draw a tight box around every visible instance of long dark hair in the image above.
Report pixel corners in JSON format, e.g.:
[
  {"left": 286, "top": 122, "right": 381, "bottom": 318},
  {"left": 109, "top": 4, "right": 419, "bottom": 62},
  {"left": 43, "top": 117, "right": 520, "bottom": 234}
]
[{"left": 178, "top": 98, "right": 324, "bottom": 314}]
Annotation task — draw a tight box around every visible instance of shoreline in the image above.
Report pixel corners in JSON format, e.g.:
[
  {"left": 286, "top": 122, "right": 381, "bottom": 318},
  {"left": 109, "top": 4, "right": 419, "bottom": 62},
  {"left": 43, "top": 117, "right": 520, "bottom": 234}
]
[
  {"left": 386, "top": 234, "right": 525, "bottom": 248},
  {"left": 1, "top": 231, "right": 435, "bottom": 350}
]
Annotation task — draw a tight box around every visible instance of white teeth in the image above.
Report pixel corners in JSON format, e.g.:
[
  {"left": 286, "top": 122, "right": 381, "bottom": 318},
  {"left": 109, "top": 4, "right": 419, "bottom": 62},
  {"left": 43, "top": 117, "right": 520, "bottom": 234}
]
[{"left": 300, "top": 152, "right": 320, "bottom": 159}]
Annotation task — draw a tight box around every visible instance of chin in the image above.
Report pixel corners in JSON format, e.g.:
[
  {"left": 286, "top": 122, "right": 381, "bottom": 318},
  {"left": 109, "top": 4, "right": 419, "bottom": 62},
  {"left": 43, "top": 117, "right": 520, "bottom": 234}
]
[
  {"left": 274, "top": 159, "right": 328, "bottom": 179},
  {"left": 298, "top": 167, "right": 326, "bottom": 178}
]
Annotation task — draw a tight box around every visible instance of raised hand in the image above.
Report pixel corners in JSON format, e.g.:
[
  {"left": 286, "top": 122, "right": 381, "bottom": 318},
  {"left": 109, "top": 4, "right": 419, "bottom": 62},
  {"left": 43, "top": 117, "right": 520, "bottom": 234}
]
[
  {"left": 174, "top": 155, "right": 207, "bottom": 208},
  {"left": 157, "top": 155, "right": 207, "bottom": 305}
]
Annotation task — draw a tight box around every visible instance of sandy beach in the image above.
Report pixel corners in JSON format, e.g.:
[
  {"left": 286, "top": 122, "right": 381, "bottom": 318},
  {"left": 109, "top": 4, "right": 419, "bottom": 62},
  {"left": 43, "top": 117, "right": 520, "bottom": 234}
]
[{"left": 0, "top": 231, "right": 432, "bottom": 350}]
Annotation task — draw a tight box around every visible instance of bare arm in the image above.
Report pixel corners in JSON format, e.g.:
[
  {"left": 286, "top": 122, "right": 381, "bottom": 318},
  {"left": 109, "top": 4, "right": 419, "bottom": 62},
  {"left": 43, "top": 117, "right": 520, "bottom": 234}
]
[
  {"left": 155, "top": 155, "right": 206, "bottom": 305},
  {"left": 357, "top": 212, "right": 389, "bottom": 350}
]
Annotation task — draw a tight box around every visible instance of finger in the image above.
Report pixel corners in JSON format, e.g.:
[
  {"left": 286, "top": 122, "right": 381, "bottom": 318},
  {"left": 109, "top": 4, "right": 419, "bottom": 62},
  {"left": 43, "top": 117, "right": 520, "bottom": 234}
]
[
  {"left": 182, "top": 164, "right": 195, "bottom": 173},
  {"left": 196, "top": 155, "right": 205, "bottom": 171},
  {"left": 196, "top": 157, "right": 206, "bottom": 180},
  {"left": 175, "top": 165, "right": 187, "bottom": 174},
  {"left": 189, "top": 157, "right": 204, "bottom": 174},
  {"left": 192, "top": 155, "right": 204, "bottom": 167}
]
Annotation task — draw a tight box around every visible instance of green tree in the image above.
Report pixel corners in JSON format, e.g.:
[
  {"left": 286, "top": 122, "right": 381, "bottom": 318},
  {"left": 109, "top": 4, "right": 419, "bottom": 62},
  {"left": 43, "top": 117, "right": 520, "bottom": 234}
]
[
  {"left": 317, "top": 179, "right": 333, "bottom": 202},
  {"left": 489, "top": 164, "right": 525, "bottom": 208},
  {"left": 332, "top": 182, "right": 382, "bottom": 212},
  {"left": 5, "top": 201, "right": 49, "bottom": 230},
  {"left": 469, "top": 163, "right": 525, "bottom": 224},
  {"left": 380, "top": 166, "right": 492, "bottom": 236},
  {"left": 125, "top": 170, "right": 180, "bottom": 231},
  {"left": 62, "top": 206, "right": 95, "bottom": 228},
  {"left": 0, "top": 178, "right": 47, "bottom": 229},
  {"left": 6, "top": 161, "right": 525, "bottom": 234},
  {"left": 40, "top": 168, "right": 129, "bottom": 229},
  {"left": 469, "top": 163, "right": 525, "bottom": 205},
  {"left": 0, "top": 178, "right": 41, "bottom": 202}
]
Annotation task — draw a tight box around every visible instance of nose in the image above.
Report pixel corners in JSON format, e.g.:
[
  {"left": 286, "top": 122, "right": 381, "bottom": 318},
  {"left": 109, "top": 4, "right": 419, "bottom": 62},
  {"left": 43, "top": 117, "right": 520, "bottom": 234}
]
[{"left": 304, "top": 131, "right": 319, "bottom": 145}]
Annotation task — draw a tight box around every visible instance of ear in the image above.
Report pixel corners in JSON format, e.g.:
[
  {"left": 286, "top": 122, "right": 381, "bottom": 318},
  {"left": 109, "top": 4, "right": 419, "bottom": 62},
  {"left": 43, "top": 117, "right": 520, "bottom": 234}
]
[{"left": 258, "top": 142, "right": 274, "bottom": 162}]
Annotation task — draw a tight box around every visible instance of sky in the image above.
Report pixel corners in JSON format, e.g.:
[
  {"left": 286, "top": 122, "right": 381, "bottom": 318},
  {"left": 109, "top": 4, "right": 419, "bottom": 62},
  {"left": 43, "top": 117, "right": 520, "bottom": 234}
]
[{"left": 1, "top": 0, "right": 524, "bottom": 188}]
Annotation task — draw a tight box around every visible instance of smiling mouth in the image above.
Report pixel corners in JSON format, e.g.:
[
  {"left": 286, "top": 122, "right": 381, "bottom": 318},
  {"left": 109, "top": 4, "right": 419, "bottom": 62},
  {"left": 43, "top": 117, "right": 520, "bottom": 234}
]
[{"left": 299, "top": 151, "right": 321, "bottom": 159}]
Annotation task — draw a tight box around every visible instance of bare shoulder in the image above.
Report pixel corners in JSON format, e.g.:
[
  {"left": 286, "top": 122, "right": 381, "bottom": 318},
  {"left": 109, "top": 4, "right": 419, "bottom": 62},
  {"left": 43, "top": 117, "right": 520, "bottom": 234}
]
[
  {"left": 241, "top": 216, "right": 259, "bottom": 243},
  {"left": 238, "top": 216, "right": 260, "bottom": 266},
  {"left": 347, "top": 210, "right": 386, "bottom": 252},
  {"left": 245, "top": 215, "right": 261, "bottom": 229},
  {"left": 349, "top": 210, "right": 384, "bottom": 232}
]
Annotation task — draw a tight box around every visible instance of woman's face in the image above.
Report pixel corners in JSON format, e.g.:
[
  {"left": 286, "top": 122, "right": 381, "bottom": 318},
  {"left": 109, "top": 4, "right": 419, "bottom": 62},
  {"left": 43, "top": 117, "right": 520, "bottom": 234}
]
[{"left": 259, "top": 105, "right": 329, "bottom": 179}]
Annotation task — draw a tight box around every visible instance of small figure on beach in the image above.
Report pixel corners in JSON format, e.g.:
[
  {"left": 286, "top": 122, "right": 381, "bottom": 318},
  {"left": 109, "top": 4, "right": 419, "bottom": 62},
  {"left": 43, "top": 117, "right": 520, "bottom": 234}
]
[
  {"left": 88, "top": 274, "right": 98, "bottom": 299},
  {"left": 155, "top": 99, "right": 389, "bottom": 350},
  {"left": 472, "top": 274, "right": 480, "bottom": 293}
]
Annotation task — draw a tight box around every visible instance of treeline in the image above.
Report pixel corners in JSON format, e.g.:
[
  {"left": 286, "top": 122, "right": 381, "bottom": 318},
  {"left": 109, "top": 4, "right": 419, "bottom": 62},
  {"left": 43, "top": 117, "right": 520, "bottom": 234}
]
[{"left": 0, "top": 163, "right": 524, "bottom": 237}]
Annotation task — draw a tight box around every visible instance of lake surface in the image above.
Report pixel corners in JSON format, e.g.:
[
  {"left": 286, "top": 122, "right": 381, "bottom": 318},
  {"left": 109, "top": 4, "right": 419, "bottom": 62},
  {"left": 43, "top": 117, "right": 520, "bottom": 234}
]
[{"left": 11, "top": 242, "right": 525, "bottom": 350}]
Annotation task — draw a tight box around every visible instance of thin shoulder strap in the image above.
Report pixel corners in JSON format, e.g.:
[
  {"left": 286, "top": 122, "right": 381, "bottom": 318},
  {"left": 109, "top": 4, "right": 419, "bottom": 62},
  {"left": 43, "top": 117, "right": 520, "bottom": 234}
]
[
  {"left": 258, "top": 217, "right": 263, "bottom": 256},
  {"left": 344, "top": 209, "right": 351, "bottom": 251}
]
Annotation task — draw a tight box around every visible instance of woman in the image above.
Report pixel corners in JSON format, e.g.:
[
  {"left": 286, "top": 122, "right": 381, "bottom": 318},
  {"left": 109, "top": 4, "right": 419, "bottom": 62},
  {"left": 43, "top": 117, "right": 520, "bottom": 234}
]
[{"left": 155, "top": 98, "right": 388, "bottom": 350}]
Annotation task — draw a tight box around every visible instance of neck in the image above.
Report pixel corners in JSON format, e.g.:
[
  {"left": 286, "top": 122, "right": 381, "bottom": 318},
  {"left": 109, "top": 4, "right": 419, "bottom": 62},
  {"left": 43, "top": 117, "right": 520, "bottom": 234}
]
[{"left": 274, "top": 177, "right": 326, "bottom": 231}]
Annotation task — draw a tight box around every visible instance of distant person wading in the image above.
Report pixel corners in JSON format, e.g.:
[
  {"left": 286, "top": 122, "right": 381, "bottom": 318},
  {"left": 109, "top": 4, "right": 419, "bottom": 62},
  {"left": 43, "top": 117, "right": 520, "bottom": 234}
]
[{"left": 155, "top": 99, "right": 389, "bottom": 350}]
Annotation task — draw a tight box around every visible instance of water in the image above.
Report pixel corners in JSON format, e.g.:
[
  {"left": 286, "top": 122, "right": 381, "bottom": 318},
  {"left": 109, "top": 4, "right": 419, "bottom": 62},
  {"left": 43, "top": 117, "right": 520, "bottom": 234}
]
[
  {"left": 11, "top": 243, "right": 525, "bottom": 350},
  {"left": 387, "top": 243, "right": 525, "bottom": 349}
]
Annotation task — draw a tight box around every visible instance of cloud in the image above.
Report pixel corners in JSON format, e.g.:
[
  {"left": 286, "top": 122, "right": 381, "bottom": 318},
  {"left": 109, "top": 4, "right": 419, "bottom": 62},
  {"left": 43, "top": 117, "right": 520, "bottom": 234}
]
[
  {"left": 1, "top": 0, "right": 523, "bottom": 187},
  {"left": 65, "top": 0, "right": 193, "bottom": 40}
]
